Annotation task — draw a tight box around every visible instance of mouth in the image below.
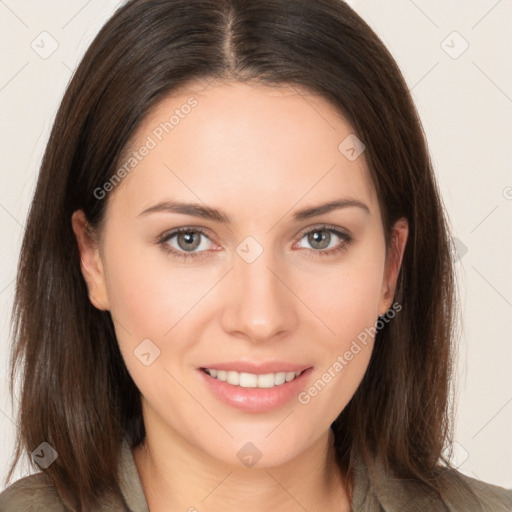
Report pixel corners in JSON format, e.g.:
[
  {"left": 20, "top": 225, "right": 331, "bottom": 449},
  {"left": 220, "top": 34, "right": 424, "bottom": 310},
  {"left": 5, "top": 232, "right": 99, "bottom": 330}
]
[
  {"left": 197, "top": 364, "right": 313, "bottom": 413},
  {"left": 200, "top": 368, "right": 306, "bottom": 388}
]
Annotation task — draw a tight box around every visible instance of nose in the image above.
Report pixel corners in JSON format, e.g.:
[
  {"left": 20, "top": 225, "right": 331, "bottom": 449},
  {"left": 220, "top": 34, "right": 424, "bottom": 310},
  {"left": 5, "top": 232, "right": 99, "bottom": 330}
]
[{"left": 220, "top": 248, "right": 298, "bottom": 344}]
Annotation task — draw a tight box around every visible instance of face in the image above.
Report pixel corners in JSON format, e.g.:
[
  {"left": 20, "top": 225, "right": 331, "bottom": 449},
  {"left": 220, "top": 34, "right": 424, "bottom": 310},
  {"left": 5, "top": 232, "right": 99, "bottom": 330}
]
[{"left": 72, "top": 80, "right": 407, "bottom": 469}]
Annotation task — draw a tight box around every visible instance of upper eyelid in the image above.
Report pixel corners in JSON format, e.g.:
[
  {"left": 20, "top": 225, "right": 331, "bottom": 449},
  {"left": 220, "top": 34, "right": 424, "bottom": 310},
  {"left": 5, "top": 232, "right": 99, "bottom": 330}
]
[
  {"left": 296, "top": 223, "right": 349, "bottom": 237},
  {"left": 160, "top": 226, "right": 214, "bottom": 244}
]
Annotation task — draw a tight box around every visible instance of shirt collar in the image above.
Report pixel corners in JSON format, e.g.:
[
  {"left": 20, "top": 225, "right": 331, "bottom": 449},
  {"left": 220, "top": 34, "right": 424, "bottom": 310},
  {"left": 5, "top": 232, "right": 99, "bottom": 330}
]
[{"left": 118, "top": 439, "right": 150, "bottom": 511}]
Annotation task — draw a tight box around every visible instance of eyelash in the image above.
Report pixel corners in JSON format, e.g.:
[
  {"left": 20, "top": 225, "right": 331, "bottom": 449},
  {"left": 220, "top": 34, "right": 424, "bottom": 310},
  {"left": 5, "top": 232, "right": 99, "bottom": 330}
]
[{"left": 157, "top": 225, "right": 354, "bottom": 261}]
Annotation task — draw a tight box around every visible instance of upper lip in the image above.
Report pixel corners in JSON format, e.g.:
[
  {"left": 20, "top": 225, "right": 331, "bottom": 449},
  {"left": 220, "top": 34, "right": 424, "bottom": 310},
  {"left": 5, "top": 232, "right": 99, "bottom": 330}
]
[{"left": 200, "top": 361, "right": 312, "bottom": 374}]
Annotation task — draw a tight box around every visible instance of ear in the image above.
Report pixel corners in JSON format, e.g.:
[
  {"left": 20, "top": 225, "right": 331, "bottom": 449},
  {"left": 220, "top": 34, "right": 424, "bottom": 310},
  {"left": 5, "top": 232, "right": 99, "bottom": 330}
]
[
  {"left": 378, "top": 218, "right": 408, "bottom": 317},
  {"left": 71, "top": 210, "right": 110, "bottom": 311}
]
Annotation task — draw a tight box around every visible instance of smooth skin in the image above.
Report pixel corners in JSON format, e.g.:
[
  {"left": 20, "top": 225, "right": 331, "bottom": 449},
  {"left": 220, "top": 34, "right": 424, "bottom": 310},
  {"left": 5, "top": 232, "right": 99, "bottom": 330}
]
[{"left": 72, "top": 80, "right": 408, "bottom": 512}]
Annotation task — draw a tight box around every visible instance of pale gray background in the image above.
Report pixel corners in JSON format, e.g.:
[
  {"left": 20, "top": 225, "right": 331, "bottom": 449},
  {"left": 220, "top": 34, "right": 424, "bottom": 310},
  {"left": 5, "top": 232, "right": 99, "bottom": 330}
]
[{"left": 1, "top": 0, "right": 511, "bottom": 489}]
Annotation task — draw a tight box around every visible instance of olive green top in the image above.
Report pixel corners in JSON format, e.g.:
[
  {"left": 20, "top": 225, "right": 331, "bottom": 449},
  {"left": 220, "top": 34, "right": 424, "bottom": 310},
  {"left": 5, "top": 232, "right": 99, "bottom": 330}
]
[{"left": 1, "top": 440, "right": 511, "bottom": 511}]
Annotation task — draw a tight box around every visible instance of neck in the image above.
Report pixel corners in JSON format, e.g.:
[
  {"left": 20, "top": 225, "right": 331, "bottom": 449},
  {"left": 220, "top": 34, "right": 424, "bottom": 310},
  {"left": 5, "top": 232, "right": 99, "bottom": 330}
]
[{"left": 133, "top": 413, "right": 351, "bottom": 512}]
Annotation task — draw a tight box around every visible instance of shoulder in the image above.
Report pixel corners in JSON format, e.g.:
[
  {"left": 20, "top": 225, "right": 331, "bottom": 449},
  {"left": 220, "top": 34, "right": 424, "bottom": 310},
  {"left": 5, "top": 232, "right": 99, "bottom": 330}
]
[
  {"left": 443, "top": 469, "right": 512, "bottom": 512},
  {"left": 0, "top": 471, "right": 66, "bottom": 512},
  {"left": 352, "top": 452, "right": 512, "bottom": 512}
]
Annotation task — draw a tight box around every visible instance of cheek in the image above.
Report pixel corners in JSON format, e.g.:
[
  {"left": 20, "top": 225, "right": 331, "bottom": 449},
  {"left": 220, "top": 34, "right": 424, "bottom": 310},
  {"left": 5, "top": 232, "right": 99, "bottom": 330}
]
[
  {"left": 300, "top": 243, "right": 386, "bottom": 343},
  {"left": 296, "top": 289, "right": 380, "bottom": 424},
  {"left": 101, "top": 235, "right": 223, "bottom": 392},
  {"left": 293, "top": 239, "right": 385, "bottom": 413},
  {"left": 102, "top": 230, "right": 211, "bottom": 339}
]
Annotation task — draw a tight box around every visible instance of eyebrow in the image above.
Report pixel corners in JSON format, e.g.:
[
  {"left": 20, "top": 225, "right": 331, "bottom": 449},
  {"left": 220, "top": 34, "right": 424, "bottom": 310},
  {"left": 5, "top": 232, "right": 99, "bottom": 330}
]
[{"left": 138, "top": 198, "right": 370, "bottom": 223}]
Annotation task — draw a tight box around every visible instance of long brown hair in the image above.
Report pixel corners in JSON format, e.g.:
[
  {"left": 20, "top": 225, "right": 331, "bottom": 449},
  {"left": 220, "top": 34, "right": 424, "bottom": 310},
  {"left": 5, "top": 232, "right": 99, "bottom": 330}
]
[{"left": 6, "top": 0, "right": 457, "bottom": 509}]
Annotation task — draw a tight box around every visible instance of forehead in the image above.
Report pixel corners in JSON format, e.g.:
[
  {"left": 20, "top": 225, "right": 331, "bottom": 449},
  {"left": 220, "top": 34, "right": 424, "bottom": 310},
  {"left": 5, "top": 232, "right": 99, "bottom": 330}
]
[{"left": 110, "top": 80, "right": 377, "bottom": 218}]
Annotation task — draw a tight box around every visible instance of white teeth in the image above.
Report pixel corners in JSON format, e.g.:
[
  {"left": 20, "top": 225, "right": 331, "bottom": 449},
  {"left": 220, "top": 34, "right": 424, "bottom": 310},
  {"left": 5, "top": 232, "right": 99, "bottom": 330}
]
[
  {"left": 240, "top": 373, "right": 258, "bottom": 387},
  {"left": 205, "top": 369, "right": 304, "bottom": 388},
  {"left": 274, "top": 372, "right": 286, "bottom": 385},
  {"left": 226, "top": 371, "right": 240, "bottom": 386},
  {"left": 257, "top": 373, "right": 275, "bottom": 388}
]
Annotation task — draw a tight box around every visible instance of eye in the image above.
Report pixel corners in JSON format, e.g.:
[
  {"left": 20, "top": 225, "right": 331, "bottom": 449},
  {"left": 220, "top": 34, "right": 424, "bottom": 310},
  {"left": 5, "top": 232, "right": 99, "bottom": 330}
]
[
  {"left": 157, "top": 227, "right": 216, "bottom": 261},
  {"left": 294, "top": 225, "right": 353, "bottom": 257},
  {"left": 157, "top": 224, "right": 353, "bottom": 261}
]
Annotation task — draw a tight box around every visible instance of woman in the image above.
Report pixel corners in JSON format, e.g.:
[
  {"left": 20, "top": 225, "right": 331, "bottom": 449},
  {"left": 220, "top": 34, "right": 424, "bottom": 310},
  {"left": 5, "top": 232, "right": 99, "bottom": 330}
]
[{"left": 1, "top": 0, "right": 510, "bottom": 510}]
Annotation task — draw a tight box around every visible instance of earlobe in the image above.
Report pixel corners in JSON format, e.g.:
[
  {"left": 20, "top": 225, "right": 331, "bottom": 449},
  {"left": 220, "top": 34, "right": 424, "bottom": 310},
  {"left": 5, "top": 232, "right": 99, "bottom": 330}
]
[
  {"left": 71, "top": 210, "right": 110, "bottom": 311},
  {"left": 379, "top": 218, "right": 408, "bottom": 316}
]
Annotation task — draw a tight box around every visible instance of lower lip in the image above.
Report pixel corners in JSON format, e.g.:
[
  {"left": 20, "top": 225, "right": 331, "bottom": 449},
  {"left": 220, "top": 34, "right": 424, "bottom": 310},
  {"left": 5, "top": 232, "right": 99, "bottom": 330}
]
[{"left": 197, "top": 368, "right": 313, "bottom": 413}]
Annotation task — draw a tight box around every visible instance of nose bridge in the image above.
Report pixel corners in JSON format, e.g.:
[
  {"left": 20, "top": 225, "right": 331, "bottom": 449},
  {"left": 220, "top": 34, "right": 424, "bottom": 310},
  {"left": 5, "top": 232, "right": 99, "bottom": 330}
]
[{"left": 222, "top": 241, "right": 296, "bottom": 341}]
